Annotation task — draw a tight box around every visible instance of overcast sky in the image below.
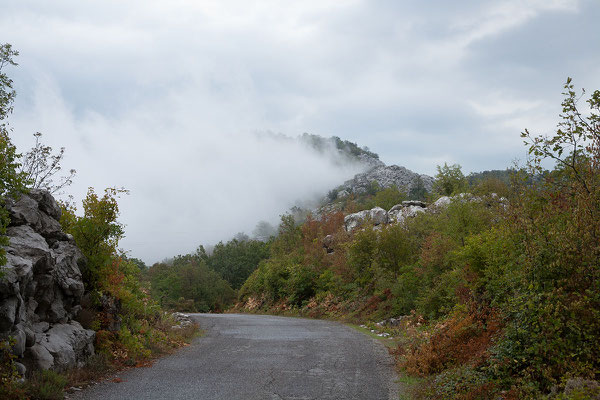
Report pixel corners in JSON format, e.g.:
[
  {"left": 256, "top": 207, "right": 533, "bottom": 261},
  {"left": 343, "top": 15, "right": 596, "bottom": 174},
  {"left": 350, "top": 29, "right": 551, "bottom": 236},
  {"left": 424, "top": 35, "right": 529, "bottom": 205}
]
[{"left": 2, "top": 0, "right": 599, "bottom": 263}]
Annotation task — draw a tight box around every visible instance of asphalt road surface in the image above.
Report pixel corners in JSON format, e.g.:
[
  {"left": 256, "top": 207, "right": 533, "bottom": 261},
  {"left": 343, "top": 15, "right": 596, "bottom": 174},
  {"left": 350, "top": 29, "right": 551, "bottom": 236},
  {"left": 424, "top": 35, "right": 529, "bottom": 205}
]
[{"left": 69, "top": 313, "right": 399, "bottom": 400}]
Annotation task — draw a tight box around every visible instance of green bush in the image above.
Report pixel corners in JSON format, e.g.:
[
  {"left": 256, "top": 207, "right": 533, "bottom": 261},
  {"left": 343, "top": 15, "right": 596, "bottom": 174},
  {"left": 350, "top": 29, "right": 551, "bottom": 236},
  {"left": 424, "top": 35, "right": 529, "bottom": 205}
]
[
  {"left": 148, "top": 260, "right": 235, "bottom": 312},
  {"left": 287, "top": 264, "right": 317, "bottom": 306},
  {"left": 364, "top": 185, "right": 407, "bottom": 210},
  {"left": 390, "top": 267, "right": 421, "bottom": 315},
  {"left": 27, "top": 370, "right": 67, "bottom": 400},
  {"left": 416, "top": 269, "right": 461, "bottom": 320}
]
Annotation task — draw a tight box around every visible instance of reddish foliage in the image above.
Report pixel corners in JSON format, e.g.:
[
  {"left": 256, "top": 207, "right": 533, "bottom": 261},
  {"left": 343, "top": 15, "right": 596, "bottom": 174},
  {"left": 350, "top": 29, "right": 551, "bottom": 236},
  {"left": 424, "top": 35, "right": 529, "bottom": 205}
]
[
  {"left": 419, "top": 232, "right": 454, "bottom": 273},
  {"left": 301, "top": 212, "right": 346, "bottom": 271},
  {"left": 402, "top": 304, "right": 503, "bottom": 376},
  {"left": 458, "top": 382, "right": 497, "bottom": 400},
  {"left": 360, "top": 290, "right": 390, "bottom": 313}
]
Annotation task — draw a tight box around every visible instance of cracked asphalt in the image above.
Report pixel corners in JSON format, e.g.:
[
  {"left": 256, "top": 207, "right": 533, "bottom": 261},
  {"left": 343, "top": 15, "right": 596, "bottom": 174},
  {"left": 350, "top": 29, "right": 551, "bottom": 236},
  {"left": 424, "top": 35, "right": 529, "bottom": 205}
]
[{"left": 69, "top": 313, "right": 399, "bottom": 400}]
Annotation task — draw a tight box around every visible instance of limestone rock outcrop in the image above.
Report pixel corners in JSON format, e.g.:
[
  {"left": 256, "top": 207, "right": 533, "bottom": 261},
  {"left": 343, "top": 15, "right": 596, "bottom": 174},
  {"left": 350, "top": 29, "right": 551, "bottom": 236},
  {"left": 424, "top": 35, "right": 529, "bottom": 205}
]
[
  {"left": 343, "top": 194, "right": 506, "bottom": 232},
  {"left": 337, "top": 165, "right": 434, "bottom": 197},
  {"left": 0, "top": 190, "right": 94, "bottom": 373},
  {"left": 344, "top": 202, "right": 427, "bottom": 232},
  {"left": 388, "top": 201, "right": 427, "bottom": 224},
  {"left": 344, "top": 207, "right": 388, "bottom": 231}
]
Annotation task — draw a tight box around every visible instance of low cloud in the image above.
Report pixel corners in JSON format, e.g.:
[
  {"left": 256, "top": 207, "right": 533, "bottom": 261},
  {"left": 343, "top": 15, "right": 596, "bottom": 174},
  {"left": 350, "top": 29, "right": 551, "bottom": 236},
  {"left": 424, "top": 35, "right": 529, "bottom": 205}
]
[{"left": 11, "top": 77, "right": 365, "bottom": 263}]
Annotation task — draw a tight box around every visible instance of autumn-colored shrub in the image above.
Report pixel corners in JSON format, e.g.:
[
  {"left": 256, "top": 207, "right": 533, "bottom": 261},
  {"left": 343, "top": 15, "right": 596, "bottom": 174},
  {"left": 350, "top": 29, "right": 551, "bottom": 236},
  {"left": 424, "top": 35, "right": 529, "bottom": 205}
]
[{"left": 403, "top": 305, "right": 502, "bottom": 376}]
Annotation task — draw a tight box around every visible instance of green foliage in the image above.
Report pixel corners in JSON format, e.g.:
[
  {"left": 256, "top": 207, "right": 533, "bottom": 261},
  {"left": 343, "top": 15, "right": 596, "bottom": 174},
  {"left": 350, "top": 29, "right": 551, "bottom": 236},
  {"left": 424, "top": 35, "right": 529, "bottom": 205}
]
[
  {"left": 270, "top": 214, "right": 302, "bottom": 256},
  {"left": 375, "top": 224, "right": 416, "bottom": 277},
  {"left": 0, "top": 43, "right": 18, "bottom": 120},
  {"left": 148, "top": 260, "right": 235, "bottom": 312},
  {"left": 127, "top": 257, "right": 148, "bottom": 272},
  {"left": 416, "top": 269, "right": 461, "bottom": 320},
  {"left": 433, "top": 163, "right": 467, "bottom": 196},
  {"left": 390, "top": 268, "right": 420, "bottom": 315},
  {"left": 522, "top": 77, "right": 599, "bottom": 187},
  {"left": 413, "top": 365, "right": 490, "bottom": 400},
  {"left": 365, "top": 185, "right": 406, "bottom": 210},
  {"left": 287, "top": 263, "right": 317, "bottom": 306},
  {"left": 206, "top": 238, "right": 270, "bottom": 289},
  {"left": 0, "top": 44, "right": 25, "bottom": 268},
  {"left": 409, "top": 175, "right": 428, "bottom": 201},
  {"left": 0, "top": 138, "right": 18, "bottom": 266},
  {"left": 150, "top": 226, "right": 271, "bottom": 311},
  {"left": 59, "top": 187, "right": 199, "bottom": 368},
  {"left": 489, "top": 79, "right": 600, "bottom": 394},
  {"left": 347, "top": 227, "right": 377, "bottom": 286},
  {"left": 467, "top": 169, "right": 513, "bottom": 197},
  {"left": 26, "top": 370, "right": 67, "bottom": 400},
  {"left": 235, "top": 79, "right": 600, "bottom": 399},
  {"left": 327, "top": 189, "right": 338, "bottom": 201},
  {"left": 61, "top": 187, "right": 128, "bottom": 288}
]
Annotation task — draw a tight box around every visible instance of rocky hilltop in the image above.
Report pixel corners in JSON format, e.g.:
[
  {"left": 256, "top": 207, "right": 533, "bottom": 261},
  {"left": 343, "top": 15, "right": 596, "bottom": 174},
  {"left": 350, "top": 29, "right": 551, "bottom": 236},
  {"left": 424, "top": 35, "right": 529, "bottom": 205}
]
[
  {"left": 0, "top": 190, "right": 94, "bottom": 375},
  {"left": 336, "top": 164, "right": 434, "bottom": 197}
]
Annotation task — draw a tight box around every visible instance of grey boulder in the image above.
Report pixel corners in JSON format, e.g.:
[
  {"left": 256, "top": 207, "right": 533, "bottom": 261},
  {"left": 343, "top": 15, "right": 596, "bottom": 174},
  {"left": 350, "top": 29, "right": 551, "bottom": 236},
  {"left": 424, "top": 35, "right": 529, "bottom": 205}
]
[{"left": 344, "top": 207, "right": 388, "bottom": 231}]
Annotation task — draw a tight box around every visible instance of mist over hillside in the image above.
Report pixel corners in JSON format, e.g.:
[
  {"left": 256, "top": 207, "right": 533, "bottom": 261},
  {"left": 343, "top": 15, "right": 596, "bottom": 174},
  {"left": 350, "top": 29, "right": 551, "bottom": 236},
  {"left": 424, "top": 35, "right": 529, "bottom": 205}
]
[{"left": 119, "top": 133, "right": 382, "bottom": 263}]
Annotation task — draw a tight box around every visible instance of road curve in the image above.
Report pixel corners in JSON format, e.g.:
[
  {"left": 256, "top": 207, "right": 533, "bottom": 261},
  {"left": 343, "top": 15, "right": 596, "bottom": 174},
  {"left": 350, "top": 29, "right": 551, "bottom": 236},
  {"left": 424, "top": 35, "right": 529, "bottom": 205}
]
[{"left": 69, "top": 313, "right": 398, "bottom": 400}]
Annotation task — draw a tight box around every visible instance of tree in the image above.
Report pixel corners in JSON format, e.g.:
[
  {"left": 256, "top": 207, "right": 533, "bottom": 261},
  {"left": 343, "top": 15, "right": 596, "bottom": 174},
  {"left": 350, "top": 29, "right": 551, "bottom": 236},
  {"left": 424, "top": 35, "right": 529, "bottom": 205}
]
[
  {"left": 271, "top": 214, "right": 302, "bottom": 256},
  {"left": 252, "top": 220, "right": 277, "bottom": 242},
  {"left": 205, "top": 237, "right": 270, "bottom": 289},
  {"left": 433, "top": 163, "right": 467, "bottom": 196},
  {"left": 347, "top": 227, "right": 377, "bottom": 286},
  {"left": 409, "top": 175, "right": 428, "bottom": 201},
  {"left": 0, "top": 44, "right": 18, "bottom": 121},
  {"left": 147, "top": 260, "right": 235, "bottom": 312},
  {"left": 522, "top": 77, "right": 600, "bottom": 193},
  {"left": 376, "top": 224, "right": 416, "bottom": 278},
  {"left": 61, "top": 187, "right": 129, "bottom": 288},
  {"left": 19, "top": 132, "right": 76, "bottom": 194},
  {"left": 0, "top": 44, "right": 25, "bottom": 266}
]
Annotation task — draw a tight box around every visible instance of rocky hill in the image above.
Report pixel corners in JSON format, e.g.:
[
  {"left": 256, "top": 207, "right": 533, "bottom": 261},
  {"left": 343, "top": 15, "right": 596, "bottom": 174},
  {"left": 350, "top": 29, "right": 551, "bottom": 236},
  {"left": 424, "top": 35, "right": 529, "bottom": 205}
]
[{"left": 336, "top": 164, "right": 434, "bottom": 197}]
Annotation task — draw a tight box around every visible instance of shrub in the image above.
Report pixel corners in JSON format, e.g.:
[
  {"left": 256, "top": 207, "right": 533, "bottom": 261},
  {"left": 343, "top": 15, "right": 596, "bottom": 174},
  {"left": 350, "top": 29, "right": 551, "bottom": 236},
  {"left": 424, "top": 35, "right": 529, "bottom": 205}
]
[
  {"left": 0, "top": 338, "right": 26, "bottom": 400},
  {"left": 390, "top": 267, "right": 421, "bottom": 315},
  {"left": 403, "top": 305, "right": 502, "bottom": 376},
  {"left": 26, "top": 370, "right": 67, "bottom": 400}
]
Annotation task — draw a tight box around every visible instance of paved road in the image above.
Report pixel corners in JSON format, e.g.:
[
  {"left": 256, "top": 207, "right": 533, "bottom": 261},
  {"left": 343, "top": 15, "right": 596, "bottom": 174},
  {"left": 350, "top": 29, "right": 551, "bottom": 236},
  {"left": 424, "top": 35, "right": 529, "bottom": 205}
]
[{"left": 70, "top": 314, "right": 398, "bottom": 400}]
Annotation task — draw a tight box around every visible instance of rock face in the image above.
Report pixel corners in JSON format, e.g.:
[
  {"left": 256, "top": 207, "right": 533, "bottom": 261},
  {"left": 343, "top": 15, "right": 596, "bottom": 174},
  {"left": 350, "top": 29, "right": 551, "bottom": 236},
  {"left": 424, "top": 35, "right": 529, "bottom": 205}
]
[
  {"left": 388, "top": 202, "right": 426, "bottom": 224},
  {"left": 1, "top": 190, "right": 94, "bottom": 373},
  {"left": 344, "top": 207, "right": 388, "bottom": 231},
  {"left": 338, "top": 165, "right": 434, "bottom": 197},
  {"left": 344, "top": 202, "right": 427, "bottom": 231}
]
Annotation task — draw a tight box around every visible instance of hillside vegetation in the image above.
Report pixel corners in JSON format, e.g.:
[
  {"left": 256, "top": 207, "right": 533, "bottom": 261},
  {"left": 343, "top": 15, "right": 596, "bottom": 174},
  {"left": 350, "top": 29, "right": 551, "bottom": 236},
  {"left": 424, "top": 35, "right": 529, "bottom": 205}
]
[{"left": 234, "top": 80, "right": 600, "bottom": 399}]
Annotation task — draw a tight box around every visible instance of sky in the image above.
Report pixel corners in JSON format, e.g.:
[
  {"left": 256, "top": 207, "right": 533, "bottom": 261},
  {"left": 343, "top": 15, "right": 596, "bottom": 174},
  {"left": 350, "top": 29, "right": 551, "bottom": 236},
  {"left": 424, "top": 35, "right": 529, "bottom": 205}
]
[{"left": 1, "top": 0, "right": 599, "bottom": 263}]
